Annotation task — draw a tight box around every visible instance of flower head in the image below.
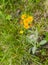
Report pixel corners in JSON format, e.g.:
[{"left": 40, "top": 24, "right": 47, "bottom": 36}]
[
  {"left": 27, "top": 16, "right": 33, "bottom": 22},
  {"left": 23, "top": 18, "right": 29, "bottom": 24},
  {"left": 20, "top": 14, "right": 33, "bottom": 29},
  {"left": 24, "top": 24, "right": 29, "bottom": 29},
  {"left": 21, "top": 14, "right": 26, "bottom": 19},
  {"left": 20, "top": 30, "right": 23, "bottom": 34}
]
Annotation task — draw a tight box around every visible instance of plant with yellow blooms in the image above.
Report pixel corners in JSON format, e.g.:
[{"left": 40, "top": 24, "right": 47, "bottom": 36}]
[
  {"left": 20, "top": 14, "right": 33, "bottom": 29},
  {"left": 1, "top": 1, "right": 48, "bottom": 65}
]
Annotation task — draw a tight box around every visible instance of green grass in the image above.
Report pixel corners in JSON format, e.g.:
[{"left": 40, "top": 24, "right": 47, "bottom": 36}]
[{"left": 0, "top": 0, "right": 48, "bottom": 65}]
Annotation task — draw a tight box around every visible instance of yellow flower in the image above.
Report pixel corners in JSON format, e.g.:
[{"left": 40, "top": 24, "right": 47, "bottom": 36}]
[
  {"left": 23, "top": 18, "right": 29, "bottom": 24},
  {"left": 20, "top": 14, "right": 33, "bottom": 29},
  {"left": 27, "top": 16, "right": 33, "bottom": 22},
  {"left": 21, "top": 14, "right": 26, "bottom": 19},
  {"left": 23, "top": 16, "right": 33, "bottom": 24},
  {"left": 24, "top": 24, "right": 29, "bottom": 29},
  {"left": 20, "top": 30, "right": 23, "bottom": 34}
]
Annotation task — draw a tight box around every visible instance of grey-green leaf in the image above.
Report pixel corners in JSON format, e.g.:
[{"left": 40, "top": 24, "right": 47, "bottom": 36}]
[
  {"left": 32, "top": 46, "right": 37, "bottom": 54},
  {"left": 40, "top": 40, "right": 47, "bottom": 45}
]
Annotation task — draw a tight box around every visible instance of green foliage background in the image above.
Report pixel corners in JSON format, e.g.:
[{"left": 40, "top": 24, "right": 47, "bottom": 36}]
[{"left": 0, "top": 0, "right": 48, "bottom": 65}]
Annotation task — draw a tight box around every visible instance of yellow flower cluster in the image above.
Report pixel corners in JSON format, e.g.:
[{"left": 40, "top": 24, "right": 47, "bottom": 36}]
[
  {"left": 19, "top": 14, "right": 33, "bottom": 34},
  {"left": 20, "top": 14, "right": 33, "bottom": 29}
]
